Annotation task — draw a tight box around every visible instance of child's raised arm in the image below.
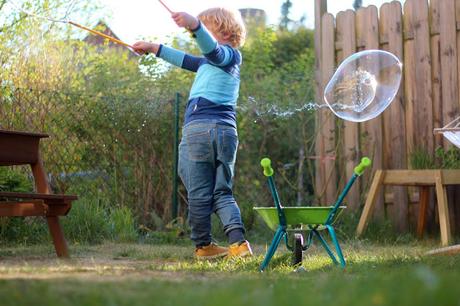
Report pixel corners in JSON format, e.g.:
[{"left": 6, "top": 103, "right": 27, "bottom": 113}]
[
  {"left": 190, "top": 23, "right": 236, "bottom": 67},
  {"left": 171, "top": 12, "right": 237, "bottom": 67},
  {"left": 133, "top": 41, "right": 203, "bottom": 73},
  {"left": 132, "top": 41, "right": 160, "bottom": 55}
]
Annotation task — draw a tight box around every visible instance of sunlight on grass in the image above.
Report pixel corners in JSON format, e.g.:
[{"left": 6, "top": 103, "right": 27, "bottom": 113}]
[
  {"left": 0, "top": 242, "right": 459, "bottom": 306},
  {"left": 0, "top": 241, "right": 445, "bottom": 275}
]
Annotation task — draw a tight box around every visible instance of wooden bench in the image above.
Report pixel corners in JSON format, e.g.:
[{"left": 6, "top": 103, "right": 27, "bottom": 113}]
[
  {"left": 356, "top": 169, "right": 460, "bottom": 246},
  {"left": 0, "top": 192, "right": 78, "bottom": 215},
  {"left": 0, "top": 129, "right": 78, "bottom": 257}
]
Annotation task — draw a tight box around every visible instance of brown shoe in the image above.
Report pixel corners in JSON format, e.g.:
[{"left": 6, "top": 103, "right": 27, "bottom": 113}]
[
  {"left": 195, "top": 243, "right": 228, "bottom": 260},
  {"left": 227, "top": 240, "right": 253, "bottom": 258}
]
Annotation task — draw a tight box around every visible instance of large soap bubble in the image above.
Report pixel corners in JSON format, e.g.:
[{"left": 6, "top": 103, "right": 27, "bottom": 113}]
[{"left": 324, "top": 50, "right": 402, "bottom": 122}]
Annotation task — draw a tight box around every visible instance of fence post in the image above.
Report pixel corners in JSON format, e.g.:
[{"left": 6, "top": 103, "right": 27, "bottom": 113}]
[
  {"left": 380, "top": 1, "right": 408, "bottom": 232},
  {"left": 314, "top": 0, "right": 328, "bottom": 205},
  {"left": 172, "top": 92, "right": 180, "bottom": 220}
]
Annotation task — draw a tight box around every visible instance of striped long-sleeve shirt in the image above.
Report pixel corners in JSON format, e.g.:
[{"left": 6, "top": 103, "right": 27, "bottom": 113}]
[{"left": 156, "top": 22, "right": 241, "bottom": 127}]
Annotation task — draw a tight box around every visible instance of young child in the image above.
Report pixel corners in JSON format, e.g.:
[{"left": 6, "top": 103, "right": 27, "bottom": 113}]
[{"left": 133, "top": 7, "right": 252, "bottom": 259}]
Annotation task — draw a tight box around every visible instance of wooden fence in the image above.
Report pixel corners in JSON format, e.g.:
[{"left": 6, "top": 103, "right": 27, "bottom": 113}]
[{"left": 314, "top": 0, "right": 460, "bottom": 232}]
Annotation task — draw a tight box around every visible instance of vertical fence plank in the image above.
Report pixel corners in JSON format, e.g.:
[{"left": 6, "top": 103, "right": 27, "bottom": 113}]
[
  {"left": 441, "top": 0, "right": 460, "bottom": 236},
  {"left": 407, "top": 0, "right": 434, "bottom": 155},
  {"left": 380, "top": 1, "right": 409, "bottom": 231},
  {"left": 318, "top": 13, "right": 337, "bottom": 205},
  {"left": 336, "top": 10, "right": 361, "bottom": 211},
  {"left": 440, "top": 0, "right": 460, "bottom": 149},
  {"left": 455, "top": 0, "right": 460, "bottom": 236},
  {"left": 314, "top": 0, "right": 328, "bottom": 205},
  {"left": 429, "top": 0, "right": 443, "bottom": 226},
  {"left": 456, "top": 0, "right": 460, "bottom": 114},
  {"left": 431, "top": 0, "right": 444, "bottom": 150},
  {"left": 403, "top": 0, "right": 434, "bottom": 233},
  {"left": 403, "top": 0, "right": 416, "bottom": 167},
  {"left": 403, "top": 0, "right": 424, "bottom": 232},
  {"left": 334, "top": 18, "right": 345, "bottom": 196},
  {"left": 356, "top": 5, "right": 385, "bottom": 219},
  {"left": 454, "top": 0, "right": 460, "bottom": 120},
  {"left": 314, "top": 0, "right": 327, "bottom": 102}
]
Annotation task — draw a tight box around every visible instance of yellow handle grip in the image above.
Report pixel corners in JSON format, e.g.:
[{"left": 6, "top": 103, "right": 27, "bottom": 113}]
[
  {"left": 354, "top": 157, "right": 371, "bottom": 176},
  {"left": 260, "top": 158, "right": 274, "bottom": 177}
]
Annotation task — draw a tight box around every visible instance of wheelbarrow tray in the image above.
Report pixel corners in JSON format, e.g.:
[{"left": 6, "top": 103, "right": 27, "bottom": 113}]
[{"left": 254, "top": 206, "right": 345, "bottom": 231}]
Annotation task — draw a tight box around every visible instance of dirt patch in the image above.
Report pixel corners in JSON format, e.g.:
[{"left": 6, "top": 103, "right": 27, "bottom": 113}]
[{"left": 0, "top": 243, "right": 194, "bottom": 281}]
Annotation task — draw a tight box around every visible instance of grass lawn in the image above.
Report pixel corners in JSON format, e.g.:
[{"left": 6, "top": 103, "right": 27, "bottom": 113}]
[{"left": 0, "top": 241, "right": 459, "bottom": 306}]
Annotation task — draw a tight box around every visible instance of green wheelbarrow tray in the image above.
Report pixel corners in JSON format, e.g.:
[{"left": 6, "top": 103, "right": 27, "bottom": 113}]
[{"left": 253, "top": 206, "right": 345, "bottom": 231}]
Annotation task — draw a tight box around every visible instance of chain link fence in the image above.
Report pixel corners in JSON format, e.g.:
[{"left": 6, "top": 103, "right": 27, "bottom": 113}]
[
  {"left": 0, "top": 86, "right": 183, "bottom": 229},
  {"left": 0, "top": 84, "right": 318, "bottom": 238}
]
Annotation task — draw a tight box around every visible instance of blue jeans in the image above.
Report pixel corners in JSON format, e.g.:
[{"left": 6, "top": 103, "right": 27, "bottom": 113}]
[{"left": 179, "top": 120, "right": 244, "bottom": 246}]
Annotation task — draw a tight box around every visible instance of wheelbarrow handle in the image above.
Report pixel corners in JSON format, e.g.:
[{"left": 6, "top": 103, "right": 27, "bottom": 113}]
[
  {"left": 354, "top": 157, "right": 371, "bottom": 176},
  {"left": 260, "top": 157, "right": 286, "bottom": 226},
  {"left": 260, "top": 158, "right": 274, "bottom": 177}
]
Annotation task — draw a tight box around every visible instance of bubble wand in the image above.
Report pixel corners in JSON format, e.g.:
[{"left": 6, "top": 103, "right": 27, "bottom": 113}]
[
  {"left": 67, "top": 21, "right": 133, "bottom": 49},
  {"left": 157, "top": 0, "right": 195, "bottom": 37},
  {"left": 9, "top": 0, "right": 134, "bottom": 49},
  {"left": 158, "top": 0, "right": 174, "bottom": 14}
]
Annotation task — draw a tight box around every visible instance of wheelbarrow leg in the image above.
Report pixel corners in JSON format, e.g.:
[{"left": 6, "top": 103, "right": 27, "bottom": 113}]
[
  {"left": 312, "top": 229, "right": 339, "bottom": 265},
  {"left": 326, "top": 225, "right": 345, "bottom": 268},
  {"left": 260, "top": 226, "right": 286, "bottom": 272}
]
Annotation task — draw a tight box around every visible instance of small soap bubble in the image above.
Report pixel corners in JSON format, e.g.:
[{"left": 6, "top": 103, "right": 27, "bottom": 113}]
[{"left": 324, "top": 50, "right": 402, "bottom": 122}]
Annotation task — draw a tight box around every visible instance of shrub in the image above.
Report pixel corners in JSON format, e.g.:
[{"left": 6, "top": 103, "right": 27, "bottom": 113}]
[
  {"left": 62, "top": 198, "right": 110, "bottom": 244},
  {"left": 109, "top": 206, "right": 138, "bottom": 242},
  {"left": 0, "top": 168, "right": 33, "bottom": 192}
]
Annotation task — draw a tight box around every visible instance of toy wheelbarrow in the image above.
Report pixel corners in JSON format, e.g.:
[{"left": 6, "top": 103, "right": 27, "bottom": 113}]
[{"left": 254, "top": 157, "right": 371, "bottom": 271}]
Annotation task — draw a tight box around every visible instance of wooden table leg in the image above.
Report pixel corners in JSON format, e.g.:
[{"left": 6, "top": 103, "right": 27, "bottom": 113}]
[
  {"left": 31, "top": 154, "right": 51, "bottom": 194},
  {"left": 31, "top": 153, "right": 70, "bottom": 257},
  {"left": 417, "top": 186, "right": 430, "bottom": 238},
  {"left": 356, "top": 170, "right": 385, "bottom": 237},
  {"left": 46, "top": 216, "right": 69, "bottom": 258},
  {"left": 435, "top": 171, "right": 452, "bottom": 246}
]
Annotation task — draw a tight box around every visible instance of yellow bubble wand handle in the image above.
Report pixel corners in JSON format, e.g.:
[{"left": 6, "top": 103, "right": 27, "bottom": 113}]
[
  {"left": 354, "top": 157, "right": 372, "bottom": 176},
  {"left": 68, "top": 21, "right": 133, "bottom": 49},
  {"left": 157, "top": 0, "right": 195, "bottom": 37},
  {"left": 260, "top": 158, "right": 274, "bottom": 177},
  {"left": 158, "top": 0, "right": 173, "bottom": 14}
]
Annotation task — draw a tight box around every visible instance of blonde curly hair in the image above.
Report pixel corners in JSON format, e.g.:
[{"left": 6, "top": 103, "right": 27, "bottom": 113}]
[{"left": 197, "top": 7, "right": 246, "bottom": 48}]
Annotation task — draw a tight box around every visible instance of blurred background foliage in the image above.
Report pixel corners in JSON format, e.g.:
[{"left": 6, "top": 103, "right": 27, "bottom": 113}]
[
  {"left": 0, "top": 0, "right": 317, "bottom": 244},
  {"left": 3, "top": 0, "right": 457, "bottom": 246}
]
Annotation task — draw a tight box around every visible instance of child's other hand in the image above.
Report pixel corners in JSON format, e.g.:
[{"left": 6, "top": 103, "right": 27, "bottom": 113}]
[
  {"left": 172, "top": 12, "right": 199, "bottom": 30},
  {"left": 132, "top": 41, "right": 159, "bottom": 55}
]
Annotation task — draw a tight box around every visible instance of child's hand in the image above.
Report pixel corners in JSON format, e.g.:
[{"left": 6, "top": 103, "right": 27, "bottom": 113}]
[
  {"left": 132, "top": 41, "right": 159, "bottom": 55},
  {"left": 172, "top": 12, "right": 199, "bottom": 30}
]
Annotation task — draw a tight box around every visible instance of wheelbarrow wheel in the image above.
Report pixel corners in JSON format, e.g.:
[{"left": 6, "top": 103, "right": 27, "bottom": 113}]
[{"left": 292, "top": 233, "right": 304, "bottom": 266}]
